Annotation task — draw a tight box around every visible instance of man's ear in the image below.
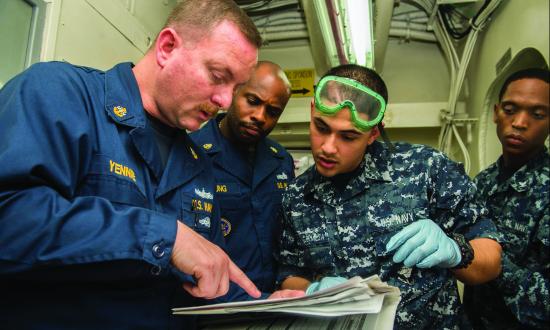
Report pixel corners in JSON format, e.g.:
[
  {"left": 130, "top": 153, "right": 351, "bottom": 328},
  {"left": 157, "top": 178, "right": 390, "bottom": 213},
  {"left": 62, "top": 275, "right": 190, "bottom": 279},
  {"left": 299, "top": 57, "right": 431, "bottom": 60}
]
[
  {"left": 155, "top": 28, "right": 180, "bottom": 68},
  {"left": 493, "top": 104, "right": 498, "bottom": 123},
  {"left": 367, "top": 125, "right": 381, "bottom": 144}
]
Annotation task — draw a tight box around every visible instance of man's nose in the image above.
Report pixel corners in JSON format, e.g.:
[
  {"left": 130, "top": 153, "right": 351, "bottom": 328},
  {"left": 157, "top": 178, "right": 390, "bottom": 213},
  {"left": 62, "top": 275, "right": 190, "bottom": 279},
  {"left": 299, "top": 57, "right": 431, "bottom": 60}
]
[
  {"left": 251, "top": 106, "right": 266, "bottom": 125},
  {"left": 211, "top": 85, "right": 234, "bottom": 110},
  {"left": 512, "top": 111, "right": 529, "bottom": 130},
  {"left": 321, "top": 134, "right": 337, "bottom": 155}
]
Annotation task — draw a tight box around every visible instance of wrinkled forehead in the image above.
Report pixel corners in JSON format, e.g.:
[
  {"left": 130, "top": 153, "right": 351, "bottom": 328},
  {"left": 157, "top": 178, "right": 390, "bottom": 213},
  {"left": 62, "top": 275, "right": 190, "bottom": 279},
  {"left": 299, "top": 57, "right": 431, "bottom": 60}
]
[{"left": 209, "top": 20, "right": 258, "bottom": 81}]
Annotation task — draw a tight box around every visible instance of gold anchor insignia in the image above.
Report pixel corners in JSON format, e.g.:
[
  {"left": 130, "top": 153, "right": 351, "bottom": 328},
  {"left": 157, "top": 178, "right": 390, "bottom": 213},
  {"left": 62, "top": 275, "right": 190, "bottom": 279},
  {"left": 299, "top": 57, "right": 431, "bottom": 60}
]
[
  {"left": 113, "top": 106, "right": 127, "bottom": 118},
  {"left": 203, "top": 143, "right": 213, "bottom": 150}
]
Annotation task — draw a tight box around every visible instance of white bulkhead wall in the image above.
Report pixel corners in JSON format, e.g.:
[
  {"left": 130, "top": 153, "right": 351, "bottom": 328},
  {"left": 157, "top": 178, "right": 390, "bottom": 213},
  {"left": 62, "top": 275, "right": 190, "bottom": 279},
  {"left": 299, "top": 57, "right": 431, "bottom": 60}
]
[{"left": 43, "top": 0, "right": 177, "bottom": 70}]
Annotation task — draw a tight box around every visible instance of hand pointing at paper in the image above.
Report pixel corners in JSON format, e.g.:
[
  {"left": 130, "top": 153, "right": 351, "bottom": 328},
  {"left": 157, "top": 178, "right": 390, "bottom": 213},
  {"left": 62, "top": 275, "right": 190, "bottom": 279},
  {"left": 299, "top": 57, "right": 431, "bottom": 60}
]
[{"left": 172, "top": 221, "right": 261, "bottom": 299}]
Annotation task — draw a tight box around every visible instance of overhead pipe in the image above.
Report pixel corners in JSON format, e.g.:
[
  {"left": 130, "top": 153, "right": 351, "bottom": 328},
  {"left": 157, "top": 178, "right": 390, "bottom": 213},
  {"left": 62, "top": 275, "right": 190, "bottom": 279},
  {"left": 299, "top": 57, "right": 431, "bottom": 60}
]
[
  {"left": 390, "top": 20, "right": 429, "bottom": 32},
  {"left": 393, "top": 16, "right": 429, "bottom": 24},
  {"left": 253, "top": 14, "right": 305, "bottom": 26},
  {"left": 258, "top": 23, "right": 308, "bottom": 34},
  {"left": 373, "top": 0, "right": 395, "bottom": 71},
  {"left": 389, "top": 28, "right": 437, "bottom": 42},
  {"left": 261, "top": 30, "right": 310, "bottom": 42},
  {"left": 253, "top": 10, "right": 304, "bottom": 21},
  {"left": 393, "top": 10, "right": 427, "bottom": 20},
  {"left": 325, "top": 0, "right": 348, "bottom": 64}
]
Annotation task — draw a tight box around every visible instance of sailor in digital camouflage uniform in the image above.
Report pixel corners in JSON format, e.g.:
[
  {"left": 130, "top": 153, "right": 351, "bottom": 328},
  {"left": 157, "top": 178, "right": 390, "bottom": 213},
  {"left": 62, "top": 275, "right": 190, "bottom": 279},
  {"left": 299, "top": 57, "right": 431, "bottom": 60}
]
[
  {"left": 463, "top": 68, "right": 549, "bottom": 329},
  {"left": 277, "top": 64, "right": 502, "bottom": 329}
]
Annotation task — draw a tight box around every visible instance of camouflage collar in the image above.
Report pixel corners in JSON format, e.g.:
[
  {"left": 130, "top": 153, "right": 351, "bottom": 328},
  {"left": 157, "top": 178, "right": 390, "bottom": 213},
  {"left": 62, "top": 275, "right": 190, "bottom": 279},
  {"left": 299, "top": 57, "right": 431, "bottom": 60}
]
[
  {"left": 362, "top": 141, "right": 393, "bottom": 183},
  {"left": 491, "top": 147, "right": 549, "bottom": 194},
  {"left": 303, "top": 141, "right": 393, "bottom": 202}
]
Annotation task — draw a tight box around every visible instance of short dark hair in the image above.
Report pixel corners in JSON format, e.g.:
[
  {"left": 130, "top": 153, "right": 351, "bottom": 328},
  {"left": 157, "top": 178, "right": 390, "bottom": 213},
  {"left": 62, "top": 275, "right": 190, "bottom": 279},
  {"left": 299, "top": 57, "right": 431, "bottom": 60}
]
[
  {"left": 498, "top": 67, "right": 550, "bottom": 101},
  {"left": 322, "top": 64, "right": 389, "bottom": 104},
  {"left": 163, "top": 0, "right": 262, "bottom": 48}
]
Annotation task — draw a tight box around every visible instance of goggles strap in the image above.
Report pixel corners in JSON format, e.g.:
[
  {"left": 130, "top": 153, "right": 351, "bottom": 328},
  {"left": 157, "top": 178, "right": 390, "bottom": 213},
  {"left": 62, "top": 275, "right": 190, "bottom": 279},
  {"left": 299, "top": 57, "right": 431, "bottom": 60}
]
[{"left": 377, "top": 123, "right": 394, "bottom": 152}]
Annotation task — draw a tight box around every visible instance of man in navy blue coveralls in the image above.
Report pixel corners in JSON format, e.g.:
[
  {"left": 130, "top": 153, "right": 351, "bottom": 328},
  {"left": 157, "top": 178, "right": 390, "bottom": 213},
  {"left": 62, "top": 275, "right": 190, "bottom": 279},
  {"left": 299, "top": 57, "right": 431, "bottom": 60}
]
[
  {"left": 0, "top": 1, "right": 263, "bottom": 329},
  {"left": 191, "top": 61, "right": 303, "bottom": 301}
]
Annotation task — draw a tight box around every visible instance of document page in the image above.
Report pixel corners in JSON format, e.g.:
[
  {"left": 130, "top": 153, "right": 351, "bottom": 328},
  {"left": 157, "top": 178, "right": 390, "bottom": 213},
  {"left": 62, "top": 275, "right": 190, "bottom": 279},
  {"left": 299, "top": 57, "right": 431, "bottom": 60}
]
[{"left": 173, "top": 275, "right": 401, "bottom": 330}]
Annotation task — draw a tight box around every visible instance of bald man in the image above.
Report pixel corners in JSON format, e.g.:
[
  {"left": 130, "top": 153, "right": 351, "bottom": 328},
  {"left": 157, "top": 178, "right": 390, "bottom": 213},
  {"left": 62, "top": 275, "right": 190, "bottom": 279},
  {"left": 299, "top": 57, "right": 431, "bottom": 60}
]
[{"left": 190, "top": 61, "right": 295, "bottom": 300}]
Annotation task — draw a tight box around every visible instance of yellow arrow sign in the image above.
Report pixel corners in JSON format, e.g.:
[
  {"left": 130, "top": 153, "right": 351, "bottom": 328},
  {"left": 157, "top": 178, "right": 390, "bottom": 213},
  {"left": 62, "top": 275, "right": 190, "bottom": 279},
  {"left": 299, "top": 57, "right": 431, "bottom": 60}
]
[{"left": 284, "top": 68, "right": 315, "bottom": 98}]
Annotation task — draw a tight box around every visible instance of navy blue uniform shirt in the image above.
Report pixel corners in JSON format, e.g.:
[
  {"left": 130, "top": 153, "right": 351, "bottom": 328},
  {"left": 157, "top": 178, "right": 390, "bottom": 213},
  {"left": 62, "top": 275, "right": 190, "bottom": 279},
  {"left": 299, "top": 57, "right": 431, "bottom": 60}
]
[
  {"left": 191, "top": 116, "right": 294, "bottom": 300},
  {"left": 0, "top": 62, "right": 223, "bottom": 329}
]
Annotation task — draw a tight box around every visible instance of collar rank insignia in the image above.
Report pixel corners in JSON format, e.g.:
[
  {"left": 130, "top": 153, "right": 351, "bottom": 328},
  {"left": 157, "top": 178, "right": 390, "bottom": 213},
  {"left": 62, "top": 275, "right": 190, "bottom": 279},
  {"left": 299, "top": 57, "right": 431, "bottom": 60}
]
[
  {"left": 189, "top": 147, "right": 198, "bottom": 159},
  {"left": 270, "top": 146, "right": 278, "bottom": 154},
  {"left": 203, "top": 143, "right": 213, "bottom": 150},
  {"left": 113, "top": 106, "right": 127, "bottom": 118},
  {"left": 221, "top": 217, "right": 231, "bottom": 237}
]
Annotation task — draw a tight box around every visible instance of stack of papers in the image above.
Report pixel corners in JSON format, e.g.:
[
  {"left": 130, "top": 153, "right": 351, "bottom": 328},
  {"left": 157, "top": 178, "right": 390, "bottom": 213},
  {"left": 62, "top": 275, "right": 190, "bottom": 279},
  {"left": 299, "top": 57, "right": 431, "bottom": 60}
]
[{"left": 173, "top": 275, "right": 401, "bottom": 330}]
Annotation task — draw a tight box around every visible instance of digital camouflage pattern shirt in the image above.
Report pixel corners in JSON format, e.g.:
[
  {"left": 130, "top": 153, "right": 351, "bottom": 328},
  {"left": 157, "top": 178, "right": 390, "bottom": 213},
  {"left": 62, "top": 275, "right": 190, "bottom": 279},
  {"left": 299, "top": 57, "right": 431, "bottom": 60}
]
[
  {"left": 464, "top": 148, "right": 549, "bottom": 329},
  {"left": 277, "top": 141, "right": 499, "bottom": 330}
]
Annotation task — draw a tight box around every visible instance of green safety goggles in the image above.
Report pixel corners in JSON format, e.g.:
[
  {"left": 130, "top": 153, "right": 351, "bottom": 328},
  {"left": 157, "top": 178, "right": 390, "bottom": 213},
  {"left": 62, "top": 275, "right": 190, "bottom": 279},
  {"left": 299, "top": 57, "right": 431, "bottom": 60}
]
[{"left": 314, "top": 75, "right": 387, "bottom": 131}]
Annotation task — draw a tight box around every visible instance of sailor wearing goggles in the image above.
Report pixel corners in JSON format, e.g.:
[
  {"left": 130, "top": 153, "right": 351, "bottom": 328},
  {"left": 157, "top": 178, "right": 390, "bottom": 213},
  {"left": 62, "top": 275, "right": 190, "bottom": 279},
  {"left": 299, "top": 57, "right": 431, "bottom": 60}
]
[{"left": 276, "top": 64, "right": 502, "bottom": 329}]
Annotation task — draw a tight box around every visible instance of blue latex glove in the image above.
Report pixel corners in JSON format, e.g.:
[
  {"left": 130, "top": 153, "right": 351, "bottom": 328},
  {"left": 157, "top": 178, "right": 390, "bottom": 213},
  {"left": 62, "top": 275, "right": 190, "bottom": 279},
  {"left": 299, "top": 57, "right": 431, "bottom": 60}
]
[
  {"left": 385, "top": 219, "right": 461, "bottom": 268},
  {"left": 305, "top": 276, "right": 348, "bottom": 295}
]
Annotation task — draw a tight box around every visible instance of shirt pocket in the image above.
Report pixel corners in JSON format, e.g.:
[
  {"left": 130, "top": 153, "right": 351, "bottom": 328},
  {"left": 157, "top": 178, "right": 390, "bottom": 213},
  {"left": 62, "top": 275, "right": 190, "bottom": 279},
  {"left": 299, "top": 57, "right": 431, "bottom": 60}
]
[
  {"left": 180, "top": 192, "right": 214, "bottom": 239},
  {"left": 215, "top": 187, "right": 247, "bottom": 231},
  {"left": 215, "top": 191, "right": 247, "bottom": 242},
  {"left": 368, "top": 213, "right": 419, "bottom": 258},
  {"left": 76, "top": 154, "right": 146, "bottom": 207},
  {"left": 343, "top": 217, "right": 414, "bottom": 279},
  {"left": 216, "top": 190, "right": 246, "bottom": 212},
  {"left": 77, "top": 175, "right": 146, "bottom": 207},
  {"left": 497, "top": 217, "right": 530, "bottom": 253},
  {"left": 304, "top": 240, "right": 335, "bottom": 275},
  {"left": 214, "top": 182, "right": 242, "bottom": 206}
]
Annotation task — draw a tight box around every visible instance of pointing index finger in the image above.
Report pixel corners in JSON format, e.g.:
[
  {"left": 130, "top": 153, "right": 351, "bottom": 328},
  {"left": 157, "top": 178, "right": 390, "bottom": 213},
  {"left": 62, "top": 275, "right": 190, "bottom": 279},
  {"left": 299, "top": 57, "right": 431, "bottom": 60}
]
[{"left": 228, "top": 260, "right": 261, "bottom": 298}]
